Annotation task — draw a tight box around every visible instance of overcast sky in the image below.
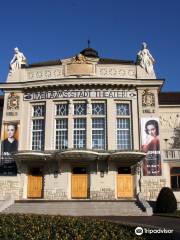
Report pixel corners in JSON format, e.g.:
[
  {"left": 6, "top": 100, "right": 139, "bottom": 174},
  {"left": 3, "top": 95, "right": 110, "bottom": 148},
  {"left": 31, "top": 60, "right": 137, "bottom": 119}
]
[{"left": 0, "top": 0, "right": 180, "bottom": 91}]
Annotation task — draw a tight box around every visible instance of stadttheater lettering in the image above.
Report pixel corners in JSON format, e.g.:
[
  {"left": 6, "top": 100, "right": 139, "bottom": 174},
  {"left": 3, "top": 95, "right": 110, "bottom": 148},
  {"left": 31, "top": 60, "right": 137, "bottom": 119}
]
[{"left": 24, "top": 89, "right": 137, "bottom": 101}]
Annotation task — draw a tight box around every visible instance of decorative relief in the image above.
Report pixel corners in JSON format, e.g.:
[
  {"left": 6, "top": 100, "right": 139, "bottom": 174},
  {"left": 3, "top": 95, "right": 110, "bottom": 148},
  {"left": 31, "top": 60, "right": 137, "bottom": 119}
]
[
  {"left": 142, "top": 89, "right": 155, "bottom": 107},
  {"left": 159, "top": 113, "right": 180, "bottom": 128},
  {"left": 27, "top": 67, "right": 63, "bottom": 81},
  {"left": 97, "top": 66, "right": 136, "bottom": 78},
  {"left": 7, "top": 92, "right": 20, "bottom": 110},
  {"left": 71, "top": 53, "right": 87, "bottom": 64}
]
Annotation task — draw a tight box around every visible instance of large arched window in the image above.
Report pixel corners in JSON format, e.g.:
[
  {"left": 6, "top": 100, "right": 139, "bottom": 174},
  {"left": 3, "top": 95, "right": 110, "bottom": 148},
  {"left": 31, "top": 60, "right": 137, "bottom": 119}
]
[{"left": 171, "top": 167, "right": 180, "bottom": 190}]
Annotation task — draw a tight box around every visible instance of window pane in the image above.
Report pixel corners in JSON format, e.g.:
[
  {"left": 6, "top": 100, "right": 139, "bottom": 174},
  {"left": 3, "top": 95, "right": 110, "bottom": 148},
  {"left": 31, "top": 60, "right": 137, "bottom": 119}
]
[
  {"left": 74, "top": 118, "right": 86, "bottom": 149},
  {"left": 56, "top": 119, "right": 68, "bottom": 150},
  {"left": 56, "top": 104, "right": 68, "bottom": 116},
  {"left": 32, "top": 119, "right": 45, "bottom": 150},
  {"left": 92, "top": 118, "right": 105, "bottom": 150},
  {"left": 92, "top": 103, "right": 105, "bottom": 115},
  {"left": 117, "top": 103, "right": 129, "bottom": 116},
  {"left": 74, "top": 103, "right": 86, "bottom": 115},
  {"left": 171, "top": 176, "right": 178, "bottom": 189},
  {"left": 117, "top": 118, "right": 130, "bottom": 129},
  {"left": 33, "top": 105, "right": 45, "bottom": 117},
  {"left": 117, "top": 118, "right": 131, "bottom": 150}
]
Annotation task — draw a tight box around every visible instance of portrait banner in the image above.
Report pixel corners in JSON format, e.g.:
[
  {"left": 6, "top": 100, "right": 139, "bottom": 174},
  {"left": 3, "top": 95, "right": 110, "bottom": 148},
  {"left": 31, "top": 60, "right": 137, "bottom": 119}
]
[
  {"left": 141, "top": 118, "right": 162, "bottom": 176},
  {"left": 0, "top": 122, "right": 19, "bottom": 176}
]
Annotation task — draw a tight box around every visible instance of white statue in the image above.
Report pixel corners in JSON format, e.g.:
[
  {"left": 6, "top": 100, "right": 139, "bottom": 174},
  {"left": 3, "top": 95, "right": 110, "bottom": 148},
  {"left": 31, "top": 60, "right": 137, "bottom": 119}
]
[
  {"left": 10, "top": 47, "right": 27, "bottom": 73},
  {"left": 137, "top": 42, "right": 155, "bottom": 74}
]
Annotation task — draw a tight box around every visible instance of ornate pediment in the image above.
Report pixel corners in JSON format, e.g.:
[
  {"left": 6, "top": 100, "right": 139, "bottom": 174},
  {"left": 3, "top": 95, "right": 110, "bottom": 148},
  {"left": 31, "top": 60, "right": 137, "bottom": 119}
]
[{"left": 63, "top": 53, "right": 96, "bottom": 76}]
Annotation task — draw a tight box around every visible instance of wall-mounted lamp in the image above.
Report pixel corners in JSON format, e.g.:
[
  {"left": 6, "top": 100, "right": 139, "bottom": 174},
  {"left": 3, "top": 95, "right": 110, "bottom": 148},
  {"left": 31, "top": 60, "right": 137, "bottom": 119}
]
[
  {"left": 100, "top": 171, "right": 104, "bottom": 178},
  {"left": 54, "top": 171, "right": 58, "bottom": 178}
]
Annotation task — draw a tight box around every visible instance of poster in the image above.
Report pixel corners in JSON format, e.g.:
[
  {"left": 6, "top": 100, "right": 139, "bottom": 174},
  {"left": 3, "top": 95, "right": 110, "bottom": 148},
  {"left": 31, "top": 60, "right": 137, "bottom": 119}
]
[
  {"left": 141, "top": 118, "right": 162, "bottom": 176},
  {"left": 0, "top": 122, "right": 19, "bottom": 175}
]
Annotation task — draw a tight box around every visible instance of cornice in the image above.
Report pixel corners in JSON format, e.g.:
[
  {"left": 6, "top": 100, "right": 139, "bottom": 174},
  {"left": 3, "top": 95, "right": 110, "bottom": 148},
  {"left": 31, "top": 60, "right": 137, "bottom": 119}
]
[{"left": 0, "top": 78, "right": 164, "bottom": 90}]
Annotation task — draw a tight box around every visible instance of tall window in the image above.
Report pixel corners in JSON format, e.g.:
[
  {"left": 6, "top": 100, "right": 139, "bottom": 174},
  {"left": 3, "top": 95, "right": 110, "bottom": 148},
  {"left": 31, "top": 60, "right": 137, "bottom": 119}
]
[
  {"left": 55, "top": 103, "right": 68, "bottom": 149},
  {"left": 73, "top": 102, "right": 86, "bottom": 149},
  {"left": 171, "top": 167, "right": 180, "bottom": 190},
  {"left": 92, "top": 102, "right": 106, "bottom": 150},
  {"left": 32, "top": 104, "right": 45, "bottom": 150},
  {"left": 116, "top": 103, "right": 131, "bottom": 150},
  {"left": 74, "top": 118, "right": 86, "bottom": 149}
]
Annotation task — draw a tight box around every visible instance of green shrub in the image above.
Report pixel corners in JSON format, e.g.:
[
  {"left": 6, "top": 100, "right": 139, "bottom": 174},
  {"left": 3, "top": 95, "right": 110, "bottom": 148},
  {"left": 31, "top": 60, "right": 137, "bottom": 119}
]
[
  {"left": 156, "top": 187, "right": 177, "bottom": 213},
  {"left": 0, "top": 214, "right": 145, "bottom": 240}
]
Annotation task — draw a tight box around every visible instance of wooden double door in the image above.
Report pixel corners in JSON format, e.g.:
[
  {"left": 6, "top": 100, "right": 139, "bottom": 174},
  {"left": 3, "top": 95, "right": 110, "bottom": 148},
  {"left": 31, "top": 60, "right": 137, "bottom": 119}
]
[
  {"left": 71, "top": 167, "right": 88, "bottom": 198},
  {"left": 117, "top": 167, "right": 133, "bottom": 198},
  {"left": 27, "top": 168, "right": 43, "bottom": 198}
]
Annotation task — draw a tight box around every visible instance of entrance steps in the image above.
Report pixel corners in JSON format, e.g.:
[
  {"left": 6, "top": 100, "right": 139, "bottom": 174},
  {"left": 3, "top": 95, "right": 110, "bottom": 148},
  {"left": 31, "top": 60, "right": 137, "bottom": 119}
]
[{"left": 3, "top": 200, "right": 147, "bottom": 216}]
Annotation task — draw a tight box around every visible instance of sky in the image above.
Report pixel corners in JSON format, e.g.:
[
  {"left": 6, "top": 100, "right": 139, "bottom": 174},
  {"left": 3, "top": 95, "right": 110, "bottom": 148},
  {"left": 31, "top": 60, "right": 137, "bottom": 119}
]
[{"left": 0, "top": 0, "right": 180, "bottom": 91}]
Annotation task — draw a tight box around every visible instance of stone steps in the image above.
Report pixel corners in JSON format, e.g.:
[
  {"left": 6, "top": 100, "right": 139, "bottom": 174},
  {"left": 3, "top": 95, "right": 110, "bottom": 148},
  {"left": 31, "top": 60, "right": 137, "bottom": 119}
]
[{"left": 3, "top": 201, "right": 147, "bottom": 216}]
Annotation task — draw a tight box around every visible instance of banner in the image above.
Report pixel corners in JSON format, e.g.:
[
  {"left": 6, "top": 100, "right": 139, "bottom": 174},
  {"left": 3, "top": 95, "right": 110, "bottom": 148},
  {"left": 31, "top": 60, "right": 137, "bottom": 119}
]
[
  {"left": 0, "top": 122, "right": 19, "bottom": 175},
  {"left": 141, "top": 118, "right": 162, "bottom": 176}
]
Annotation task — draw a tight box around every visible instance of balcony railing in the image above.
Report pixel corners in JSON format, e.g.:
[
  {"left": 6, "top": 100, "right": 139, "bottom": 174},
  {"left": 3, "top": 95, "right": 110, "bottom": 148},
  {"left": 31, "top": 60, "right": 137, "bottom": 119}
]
[{"left": 163, "top": 149, "right": 180, "bottom": 160}]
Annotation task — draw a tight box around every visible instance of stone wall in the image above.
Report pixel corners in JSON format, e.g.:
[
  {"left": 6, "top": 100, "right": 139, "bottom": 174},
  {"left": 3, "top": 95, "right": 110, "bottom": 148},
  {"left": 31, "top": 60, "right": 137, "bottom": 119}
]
[
  {"left": 44, "top": 189, "right": 68, "bottom": 200},
  {"left": 141, "top": 178, "right": 166, "bottom": 201},
  {"left": 90, "top": 188, "right": 115, "bottom": 200},
  {"left": 0, "top": 179, "right": 23, "bottom": 200}
]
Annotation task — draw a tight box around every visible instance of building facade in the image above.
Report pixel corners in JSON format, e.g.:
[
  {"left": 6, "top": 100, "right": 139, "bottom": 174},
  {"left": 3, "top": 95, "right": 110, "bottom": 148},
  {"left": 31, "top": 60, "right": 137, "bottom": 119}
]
[{"left": 0, "top": 45, "right": 179, "bottom": 202}]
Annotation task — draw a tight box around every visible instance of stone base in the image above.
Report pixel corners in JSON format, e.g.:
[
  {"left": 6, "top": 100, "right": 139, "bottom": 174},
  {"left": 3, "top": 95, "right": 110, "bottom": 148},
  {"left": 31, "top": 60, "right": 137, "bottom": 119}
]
[
  {"left": 44, "top": 189, "right": 68, "bottom": 200},
  {"left": 90, "top": 188, "right": 115, "bottom": 200},
  {"left": 141, "top": 178, "right": 166, "bottom": 201},
  {"left": 0, "top": 179, "right": 22, "bottom": 200}
]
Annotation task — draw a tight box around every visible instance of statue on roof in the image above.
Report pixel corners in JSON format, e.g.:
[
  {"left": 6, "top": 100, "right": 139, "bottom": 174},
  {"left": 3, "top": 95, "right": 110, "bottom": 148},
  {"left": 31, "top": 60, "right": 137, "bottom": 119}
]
[
  {"left": 9, "top": 47, "right": 27, "bottom": 73},
  {"left": 137, "top": 42, "right": 155, "bottom": 74}
]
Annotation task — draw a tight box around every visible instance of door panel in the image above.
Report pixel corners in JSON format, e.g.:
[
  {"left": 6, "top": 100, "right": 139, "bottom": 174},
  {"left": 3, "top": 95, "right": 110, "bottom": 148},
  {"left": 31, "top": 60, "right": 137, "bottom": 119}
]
[
  {"left": 27, "top": 175, "right": 43, "bottom": 198},
  {"left": 117, "top": 174, "right": 133, "bottom": 198},
  {"left": 71, "top": 174, "right": 88, "bottom": 198}
]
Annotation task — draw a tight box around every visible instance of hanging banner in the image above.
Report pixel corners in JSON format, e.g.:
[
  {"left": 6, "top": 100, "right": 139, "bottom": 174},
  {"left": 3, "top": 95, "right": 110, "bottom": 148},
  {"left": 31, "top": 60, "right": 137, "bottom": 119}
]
[
  {"left": 0, "top": 122, "right": 19, "bottom": 175},
  {"left": 141, "top": 118, "right": 162, "bottom": 176}
]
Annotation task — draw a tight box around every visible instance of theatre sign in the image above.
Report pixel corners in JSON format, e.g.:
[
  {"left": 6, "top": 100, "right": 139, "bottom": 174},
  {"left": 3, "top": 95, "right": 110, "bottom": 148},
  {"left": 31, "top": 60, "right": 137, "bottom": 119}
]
[{"left": 24, "top": 89, "right": 137, "bottom": 101}]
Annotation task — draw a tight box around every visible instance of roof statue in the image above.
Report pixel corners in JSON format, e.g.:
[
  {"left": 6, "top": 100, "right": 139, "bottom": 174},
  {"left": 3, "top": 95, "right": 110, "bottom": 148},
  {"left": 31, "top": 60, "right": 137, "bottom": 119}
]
[
  {"left": 137, "top": 42, "right": 155, "bottom": 74},
  {"left": 9, "top": 47, "right": 27, "bottom": 73}
]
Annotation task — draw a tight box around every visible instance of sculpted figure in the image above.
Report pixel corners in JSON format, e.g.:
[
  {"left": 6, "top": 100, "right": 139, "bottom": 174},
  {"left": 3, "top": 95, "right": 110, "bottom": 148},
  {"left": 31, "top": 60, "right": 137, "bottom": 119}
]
[
  {"left": 137, "top": 42, "right": 155, "bottom": 74},
  {"left": 10, "top": 47, "right": 27, "bottom": 72}
]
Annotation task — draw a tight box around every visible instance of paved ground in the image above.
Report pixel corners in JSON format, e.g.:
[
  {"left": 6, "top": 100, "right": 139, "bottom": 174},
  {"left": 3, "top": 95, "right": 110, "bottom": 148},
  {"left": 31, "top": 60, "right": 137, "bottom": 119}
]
[{"left": 99, "top": 216, "right": 180, "bottom": 239}]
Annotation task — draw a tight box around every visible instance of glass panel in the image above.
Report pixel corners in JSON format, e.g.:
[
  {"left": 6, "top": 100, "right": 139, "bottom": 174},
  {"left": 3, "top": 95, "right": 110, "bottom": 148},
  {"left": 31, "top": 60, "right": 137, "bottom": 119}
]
[
  {"left": 74, "top": 118, "right": 86, "bottom": 149},
  {"left": 116, "top": 103, "right": 129, "bottom": 116},
  {"left": 33, "top": 105, "right": 45, "bottom": 117},
  {"left": 32, "top": 119, "right": 45, "bottom": 150},
  {"left": 92, "top": 103, "right": 105, "bottom": 115},
  {"left": 56, "top": 104, "right": 68, "bottom": 116},
  {"left": 171, "top": 176, "right": 178, "bottom": 189},
  {"left": 74, "top": 103, "right": 86, "bottom": 115},
  {"left": 117, "top": 118, "right": 131, "bottom": 150},
  {"left": 92, "top": 118, "right": 105, "bottom": 150},
  {"left": 56, "top": 119, "right": 68, "bottom": 149}
]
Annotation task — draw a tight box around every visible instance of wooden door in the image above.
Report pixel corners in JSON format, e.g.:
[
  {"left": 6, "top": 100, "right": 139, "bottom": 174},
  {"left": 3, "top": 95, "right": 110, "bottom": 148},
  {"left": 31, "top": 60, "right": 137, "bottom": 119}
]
[
  {"left": 71, "top": 174, "right": 88, "bottom": 198},
  {"left": 117, "top": 174, "right": 133, "bottom": 198},
  {"left": 27, "top": 175, "right": 43, "bottom": 198}
]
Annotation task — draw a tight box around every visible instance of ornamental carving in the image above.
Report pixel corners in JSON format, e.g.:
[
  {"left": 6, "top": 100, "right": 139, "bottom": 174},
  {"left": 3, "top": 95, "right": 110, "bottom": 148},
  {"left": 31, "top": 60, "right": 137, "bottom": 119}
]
[
  {"left": 27, "top": 67, "right": 63, "bottom": 81},
  {"left": 7, "top": 92, "right": 20, "bottom": 110},
  {"left": 159, "top": 113, "right": 180, "bottom": 128},
  {"left": 142, "top": 89, "right": 155, "bottom": 107},
  {"left": 97, "top": 66, "right": 135, "bottom": 78},
  {"left": 72, "top": 54, "right": 87, "bottom": 64}
]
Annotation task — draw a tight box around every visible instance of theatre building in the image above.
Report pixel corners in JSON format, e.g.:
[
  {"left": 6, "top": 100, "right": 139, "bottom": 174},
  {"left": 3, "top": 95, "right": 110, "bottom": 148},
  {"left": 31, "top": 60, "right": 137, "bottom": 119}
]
[{"left": 0, "top": 44, "right": 180, "bottom": 204}]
